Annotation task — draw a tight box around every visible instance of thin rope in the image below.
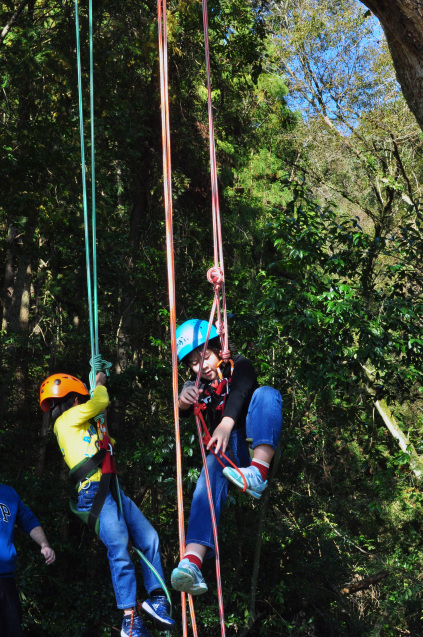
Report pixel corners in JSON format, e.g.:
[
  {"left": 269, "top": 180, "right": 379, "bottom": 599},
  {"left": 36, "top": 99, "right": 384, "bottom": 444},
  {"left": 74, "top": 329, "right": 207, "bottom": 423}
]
[
  {"left": 89, "top": 0, "right": 99, "bottom": 361},
  {"left": 202, "top": 0, "right": 229, "bottom": 362},
  {"left": 74, "top": 3, "right": 172, "bottom": 621},
  {"left": 157, "top": 1, "right": 197, "bottom": 635},
  {"left": 74, "top": 0, "right": 96, "bottom": 391}
]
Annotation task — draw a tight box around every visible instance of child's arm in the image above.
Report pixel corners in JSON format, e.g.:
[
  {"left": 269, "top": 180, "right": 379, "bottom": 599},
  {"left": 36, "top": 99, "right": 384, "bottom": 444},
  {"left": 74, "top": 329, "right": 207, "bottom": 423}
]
[
  {"left": 206, "top": 416, "right": 234, "bottom": 455},
  {"left": 221, "top": 357, "right": 257, "bottom": 424},
  {"left": 65, "top": 375, "right": 109, "bottom": 427}
]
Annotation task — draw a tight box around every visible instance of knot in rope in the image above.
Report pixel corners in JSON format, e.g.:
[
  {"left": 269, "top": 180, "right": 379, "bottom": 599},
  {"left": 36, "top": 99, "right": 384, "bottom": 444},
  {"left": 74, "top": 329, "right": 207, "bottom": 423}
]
[
  {"left": 95, "top": 413, "right": 105, "bottom": 425},
  {"left": 215, "top": 319, "right": 224, "bottom": 335},
  {"left": 90, "top": 354, "right": 112, "bottom": 375},
  {"left": 219, "top": 349, "right": 231, "bottom": 361},
  {"left": 194, "top": 402, "right": 207, "bottom": 416},
  {"left": 89, "top": 354, "right": 112, "bottom": 396},
  {"left": 207, "top": 266, "right": 224, "bottom": 287}
]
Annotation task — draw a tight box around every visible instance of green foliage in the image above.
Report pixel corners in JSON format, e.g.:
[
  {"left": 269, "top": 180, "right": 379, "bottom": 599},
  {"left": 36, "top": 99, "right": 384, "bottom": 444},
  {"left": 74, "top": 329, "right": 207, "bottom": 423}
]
[{"left": 1, "top": 0, "right": 423, "bottom": 635}]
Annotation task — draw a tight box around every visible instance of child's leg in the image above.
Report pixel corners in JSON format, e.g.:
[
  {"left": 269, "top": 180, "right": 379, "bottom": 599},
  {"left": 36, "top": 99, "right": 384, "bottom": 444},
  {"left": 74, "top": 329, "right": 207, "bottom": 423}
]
[
  {"left": 223, "top": 387, "right": 282, "bottom": 497},
  {"left": 118, "top": 490, "right": 165, "bottom": 596},
  {"left": 185, "top": 452, "right": 229, "bottom": 557},
  {"left": 247, "top": 386, "right": 282, "bottom": 459},
  {"left": 184, "top": 542, "right": 207, "bottom": 568},
  {"left": 97, "top": 491, "right": 138, "bottom": 610}
]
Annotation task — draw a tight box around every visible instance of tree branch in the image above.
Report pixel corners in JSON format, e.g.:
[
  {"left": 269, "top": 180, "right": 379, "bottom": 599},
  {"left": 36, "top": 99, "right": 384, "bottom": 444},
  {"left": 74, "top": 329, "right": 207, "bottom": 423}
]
[
  {"left": 1, "top": 0, "right": 31, "bottom": 43},
  {"left": 340, "top": 570, "right": 388, "bottom": 595}
]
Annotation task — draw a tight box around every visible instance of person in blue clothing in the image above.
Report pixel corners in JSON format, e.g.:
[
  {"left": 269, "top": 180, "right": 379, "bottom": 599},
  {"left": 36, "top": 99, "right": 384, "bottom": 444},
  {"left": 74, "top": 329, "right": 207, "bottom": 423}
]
[
  {"left": 0, "top": 484, "right": 55, "bottom": 637},
  {"left": 171, "top": 319, "right": 283, "bottom": 596}
]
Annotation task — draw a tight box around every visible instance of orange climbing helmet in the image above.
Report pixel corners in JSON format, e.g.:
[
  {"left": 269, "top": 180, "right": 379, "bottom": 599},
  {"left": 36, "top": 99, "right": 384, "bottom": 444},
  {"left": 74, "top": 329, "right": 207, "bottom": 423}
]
[{"left": 40, "top": 373, "right": 89, "bottom": 412}]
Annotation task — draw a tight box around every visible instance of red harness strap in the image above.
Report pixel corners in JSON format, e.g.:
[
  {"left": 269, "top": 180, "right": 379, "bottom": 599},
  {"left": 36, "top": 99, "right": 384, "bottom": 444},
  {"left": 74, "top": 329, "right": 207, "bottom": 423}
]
[
  {"left": 193, "top": 403, "right": 247, "bottom": 492},
  {"left": 98, "top": 434, "right": 117, "bottom": 475}
]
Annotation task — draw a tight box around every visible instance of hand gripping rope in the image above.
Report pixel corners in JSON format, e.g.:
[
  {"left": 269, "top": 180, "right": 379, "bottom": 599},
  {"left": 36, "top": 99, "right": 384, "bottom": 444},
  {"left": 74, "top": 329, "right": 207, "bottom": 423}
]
[{"left": 74, "top": 3, "right": 172, "bottom": 633}]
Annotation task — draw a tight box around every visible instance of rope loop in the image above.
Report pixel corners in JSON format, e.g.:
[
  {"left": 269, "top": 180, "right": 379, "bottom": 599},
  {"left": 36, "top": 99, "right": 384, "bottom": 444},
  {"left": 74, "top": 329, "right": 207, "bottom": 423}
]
[
  {"left": 215, "top": 319, "right": 224, "bottom": 335},
  {"left": 194, "top": 402, "right": 207, "bottom": 416},
  {"left": 207, "top": 266, "right": 224, "bottom": 287},
  {"left": 94, "top": 413, "right": 105, "bottom": 425},
  {"left": 219, "top": 349, "right": 231, "bottom": 361},
  {"left": 89, "top": 354, "right": 112, "bottom": 395},
  {"left": 90, "top": 354, "right": 112, "bottom": 375}
]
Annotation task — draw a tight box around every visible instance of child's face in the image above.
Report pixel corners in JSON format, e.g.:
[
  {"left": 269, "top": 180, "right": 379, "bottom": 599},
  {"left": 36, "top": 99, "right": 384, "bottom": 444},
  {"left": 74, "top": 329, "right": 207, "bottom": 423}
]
[{"left": 188, "top": 349, "right": 221, "bottom": 381}]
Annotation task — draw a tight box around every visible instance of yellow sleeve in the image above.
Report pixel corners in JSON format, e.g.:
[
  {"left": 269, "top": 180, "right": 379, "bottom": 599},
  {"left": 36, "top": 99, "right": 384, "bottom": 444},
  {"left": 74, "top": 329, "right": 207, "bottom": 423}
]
[{"left": 65, "top": 385, "right": 109, "bottom": 427}]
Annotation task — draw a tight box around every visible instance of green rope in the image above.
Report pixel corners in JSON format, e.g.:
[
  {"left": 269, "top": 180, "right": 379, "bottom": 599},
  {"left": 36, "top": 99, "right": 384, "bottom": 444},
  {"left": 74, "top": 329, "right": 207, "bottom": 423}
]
[
  {"left": 89, "top": 0, "right": 100, "bottom": 360},
  {"left": 73, "top": 4, "right": 172, "bottom": 619},
  {"left": 75, "top": 0, "right": 109, "bottom": 393},
  {"left": 74, "top": 0, "right": 96, "bottom": 392}
]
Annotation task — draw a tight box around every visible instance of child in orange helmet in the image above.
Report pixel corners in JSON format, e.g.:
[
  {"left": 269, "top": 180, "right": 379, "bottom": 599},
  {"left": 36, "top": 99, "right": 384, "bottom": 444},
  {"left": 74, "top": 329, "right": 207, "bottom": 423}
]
[{"left": 40, "top": 372, "right": 174, "bottom": 637}]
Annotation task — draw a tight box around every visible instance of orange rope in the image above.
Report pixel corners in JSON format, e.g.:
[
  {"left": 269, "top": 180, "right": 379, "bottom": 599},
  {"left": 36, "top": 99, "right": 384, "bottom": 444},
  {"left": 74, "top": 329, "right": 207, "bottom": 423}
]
[
  {"left": 159, "top": 2, "right": 232, "bottom": 634},
  {"left": 157, "top": 2, "right": 197, "bottom": 635}
]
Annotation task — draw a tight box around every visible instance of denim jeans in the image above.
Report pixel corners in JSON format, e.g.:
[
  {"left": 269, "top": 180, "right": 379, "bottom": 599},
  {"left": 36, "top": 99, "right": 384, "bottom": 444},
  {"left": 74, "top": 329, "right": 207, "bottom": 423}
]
[
  {"left": 186, "top": 386, "right": 282, "bottom": 557},
  {"left": 77, "top": 484, "right": 165, "bottom": 609}
]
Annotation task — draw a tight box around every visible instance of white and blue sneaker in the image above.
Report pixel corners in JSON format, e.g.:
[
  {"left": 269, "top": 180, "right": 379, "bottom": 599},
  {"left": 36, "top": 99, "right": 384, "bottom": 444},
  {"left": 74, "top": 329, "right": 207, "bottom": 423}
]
[
  {"left": 222, "top": 465, "right": 267, "bottom": 499},
  {"left": 141, "top": 595, "right": 175, "bottom": 631},
  {"left": 171, "top": 558, "right": 208, "bottom": 596},
  {"left": 121, "top": 612, "right": 153, "bottom": 637}
]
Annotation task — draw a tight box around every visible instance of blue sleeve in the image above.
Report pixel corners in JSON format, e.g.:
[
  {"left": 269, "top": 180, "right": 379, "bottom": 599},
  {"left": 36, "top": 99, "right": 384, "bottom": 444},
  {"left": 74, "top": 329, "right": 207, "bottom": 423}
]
[{"left": 15, "top": 498, "right": 40, "bottom": 535}]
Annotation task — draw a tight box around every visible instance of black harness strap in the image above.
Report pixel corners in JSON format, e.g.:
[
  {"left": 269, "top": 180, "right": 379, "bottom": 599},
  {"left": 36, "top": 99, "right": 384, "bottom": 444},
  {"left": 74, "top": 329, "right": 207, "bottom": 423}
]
[
  {"left": 69, "top": 448, "right": 107, "bottom": 485},
  {"left": 86, "top": 473, "right": 112, "bottom": 531},
  {"left": 69, "top": 448, "right": 115, "bottom": 533}
]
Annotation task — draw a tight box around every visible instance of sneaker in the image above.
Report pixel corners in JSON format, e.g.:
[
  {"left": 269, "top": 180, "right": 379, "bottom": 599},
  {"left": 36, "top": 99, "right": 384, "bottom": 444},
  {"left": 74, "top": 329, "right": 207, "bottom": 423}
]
[
  {"left": 171, "top": 558, "right": 208, "bottom": 596},
  {"left": 121, "top": 612, "right": 153, "bottom": 637},
  {"left": 141, "top": 595, "right": 175, "bottom": 631},
  {"left": 222, "top": 465, "right": 268, "bottom": 499}
]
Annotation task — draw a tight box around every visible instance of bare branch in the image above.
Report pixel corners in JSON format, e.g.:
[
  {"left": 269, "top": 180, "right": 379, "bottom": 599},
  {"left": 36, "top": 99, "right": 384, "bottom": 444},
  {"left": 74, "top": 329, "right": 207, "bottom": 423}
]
[
  {"left": 1, "top": 0, "right": 31, "bottom": 43},
  {"left": 340, "top": 570, "right": 388, "bottom": 595}
]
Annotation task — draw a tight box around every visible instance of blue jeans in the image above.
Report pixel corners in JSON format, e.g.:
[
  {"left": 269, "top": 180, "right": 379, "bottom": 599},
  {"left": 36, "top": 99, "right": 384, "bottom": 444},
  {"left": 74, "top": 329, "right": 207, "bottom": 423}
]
[
  {"left": 77, "top": 484, "right": 165, "bottom": 609},
  {"left": 186, "top": 386, "right": 282, "bottom": 557}
]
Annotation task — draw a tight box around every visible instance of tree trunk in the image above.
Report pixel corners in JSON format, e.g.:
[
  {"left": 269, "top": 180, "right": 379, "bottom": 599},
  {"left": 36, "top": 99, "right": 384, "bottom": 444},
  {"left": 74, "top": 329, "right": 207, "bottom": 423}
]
[{"left": 360, "top": 0, "right": 423, "bottom": 132}]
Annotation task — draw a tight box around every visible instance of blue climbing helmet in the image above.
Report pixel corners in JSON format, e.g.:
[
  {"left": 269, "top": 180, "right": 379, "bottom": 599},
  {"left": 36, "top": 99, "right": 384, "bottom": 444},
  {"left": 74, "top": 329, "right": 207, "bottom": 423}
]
[{"left": 176, "top": 319, "right": 219, "bottom": 362}]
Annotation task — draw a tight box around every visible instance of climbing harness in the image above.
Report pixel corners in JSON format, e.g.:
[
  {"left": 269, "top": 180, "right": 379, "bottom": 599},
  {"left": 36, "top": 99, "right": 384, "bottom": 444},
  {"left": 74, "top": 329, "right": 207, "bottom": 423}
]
[{"left": 73, "top": 3, "right": 172, "bottom": 633}]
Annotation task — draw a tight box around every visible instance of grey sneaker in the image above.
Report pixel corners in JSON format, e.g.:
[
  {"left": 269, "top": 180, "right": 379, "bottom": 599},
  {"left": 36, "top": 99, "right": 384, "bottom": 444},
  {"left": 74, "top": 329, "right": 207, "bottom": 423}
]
[
  {"left": 222, "top": 465, "right": 268, "bottom": 499},
  {"left": 171, "top": 558, "right": 208, "bottom": 595}
]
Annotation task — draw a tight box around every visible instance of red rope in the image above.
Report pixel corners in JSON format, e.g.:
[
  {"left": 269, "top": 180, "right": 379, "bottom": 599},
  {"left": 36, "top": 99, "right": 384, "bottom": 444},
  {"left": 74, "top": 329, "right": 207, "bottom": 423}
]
[
  {"left": 194, "top": 404, "right": 248, "bottom": 491},
  {"left": 157, "top": 2, "right": 197, "bottom": 635},
  {"left": 159, "top": 1, "right": 236, "bottom": 634},
  {"left": 202, "top": 0, "right": 230, "bottom": 364}
]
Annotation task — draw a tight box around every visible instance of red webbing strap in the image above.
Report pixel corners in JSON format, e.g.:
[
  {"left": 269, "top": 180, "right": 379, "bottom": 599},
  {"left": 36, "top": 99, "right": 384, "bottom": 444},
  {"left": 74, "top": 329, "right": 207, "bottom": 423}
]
[
  {"left": 194, "top": 404, "right": 247, "bottom": 490},
  {"left": 98, "top": 434, "right": 117, "bottom": 474},
  {"left": 157, "top": 1, "right": 196, "bottom": 635}
]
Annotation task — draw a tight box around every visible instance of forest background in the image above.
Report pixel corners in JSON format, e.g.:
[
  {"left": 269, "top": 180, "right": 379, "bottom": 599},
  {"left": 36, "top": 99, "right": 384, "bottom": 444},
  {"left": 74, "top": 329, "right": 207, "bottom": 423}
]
[{"left": 1, "top": 0, "right": 423, "bottom": 635}]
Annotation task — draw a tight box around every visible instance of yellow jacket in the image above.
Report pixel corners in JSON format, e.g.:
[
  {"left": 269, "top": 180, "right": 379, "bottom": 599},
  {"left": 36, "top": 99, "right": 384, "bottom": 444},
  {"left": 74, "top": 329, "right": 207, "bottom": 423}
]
[{"left": 54, "top": 385, "right": 109, "bottom": 483}]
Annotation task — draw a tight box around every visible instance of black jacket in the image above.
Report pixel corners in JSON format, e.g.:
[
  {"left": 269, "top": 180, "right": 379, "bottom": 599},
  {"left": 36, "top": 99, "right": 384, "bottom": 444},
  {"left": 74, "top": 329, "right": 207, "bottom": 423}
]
[{"left": 179, "top": 355, "right": 258, "bottom": 434}]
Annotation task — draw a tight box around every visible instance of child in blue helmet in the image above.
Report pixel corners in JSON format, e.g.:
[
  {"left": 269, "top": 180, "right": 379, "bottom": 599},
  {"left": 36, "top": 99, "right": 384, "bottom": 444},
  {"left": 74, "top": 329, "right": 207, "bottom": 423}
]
[{"left": 171, "top": 319, "right": 282, "bottom": 596}]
